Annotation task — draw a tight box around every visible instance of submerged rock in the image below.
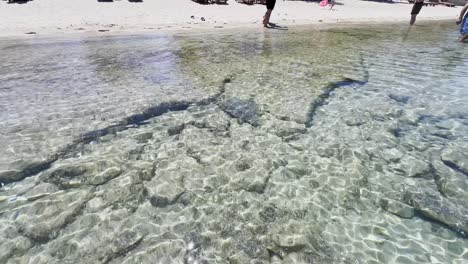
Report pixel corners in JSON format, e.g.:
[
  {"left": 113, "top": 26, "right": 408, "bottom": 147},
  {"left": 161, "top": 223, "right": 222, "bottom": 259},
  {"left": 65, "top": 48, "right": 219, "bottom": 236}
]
[
  {"left": 0, "top": 160, "right": 53, "bottom": 184},
  {"left": 111, "top": 230, "right": 144, "bottom": 255},
  {"left": 0, "top": 235, "right": 32, "bottom": 263},
  {"left": 441, "top": 149, "right": 468, "bottom": 176},
  {"left": 219, "top": 98, "right": 260, "bottom": 126},
  {"left": 167, "top": 124, "right": 186, "bottom": 136},
  {"left": 404, "top": 190, "right": 468, "bottom": 237},
  {"left": 446, "top": 241, "right": 464, "bottom": 255},
  {"left": 229, "top": 252, "right": 260, "bottom": 264},
  {"left": 272, "top": 234, "right": 308, "bottom": 252},
  {"left": 435, "top": 120, "right": 456, "bottom": 130},
  {"left": 0, "top": 171, "right": 20, "bottom": 184},
  {"left": 133, "top": 132, "right": 153, "bottom": 142},
  {"left": 259, "top": 205, "right": 277, "bottom": 223},
  {"left": 427, "top": 126, "right": 455, "bottom": 140},
  {"left": 43, "top": 164, "right": 89, "bottom": 189},
  {"left": 237, "top": 238, "right": 269, "bottom": 259},
  {"left": 12, "top": 189, "right": 90, "bottom": 243},
  {"left": 388, "top": 94, "right": 411, "bottom": 104},
  {"left": 380, "top": 198, "right": 415, "bottom": 219},
  {"left": 89, "top": 167, "right": 122, "bottom": 186},
  {"left": 392, "top": 155, "right": 431, "bottom": 178},
  {"left": 382, "top": 148, "right": 404, "bottom": 163},
  {"left": 149, "top": 195, "right": 170, "bottom": 208}
]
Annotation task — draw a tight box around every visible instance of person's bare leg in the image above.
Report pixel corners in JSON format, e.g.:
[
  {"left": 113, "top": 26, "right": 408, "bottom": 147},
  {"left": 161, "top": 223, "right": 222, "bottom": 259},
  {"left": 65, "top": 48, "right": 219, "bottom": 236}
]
[
  {"left": 263, "top": 10, "right": 272, "bottom": 27},
  {"left": 459, "top": 34, "right": 468, "bottom": 42},
  {"left": 410, "top": 14, "right": 417, "bottom": 25},
  {"left": 410, "top": 2, "right": 423, "bottom": 25}
]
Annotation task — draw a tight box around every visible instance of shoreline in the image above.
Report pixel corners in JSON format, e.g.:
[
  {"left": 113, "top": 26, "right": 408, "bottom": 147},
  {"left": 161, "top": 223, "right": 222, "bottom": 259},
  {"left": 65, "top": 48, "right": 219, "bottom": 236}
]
[
  {"left": 0, "top": 0, "right": 461, "bottom": 38},
  {"left": 0, "top": 17, "right": 459, "bottom": 40}
]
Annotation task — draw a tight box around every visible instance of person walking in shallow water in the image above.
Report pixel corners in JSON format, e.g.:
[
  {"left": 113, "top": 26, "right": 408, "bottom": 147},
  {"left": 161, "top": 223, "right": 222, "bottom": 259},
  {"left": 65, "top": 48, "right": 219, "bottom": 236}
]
[
  {"left": 410, "top": 0, "right": 424, "bottom": 25},
  {"left": 263, "top": 0, "right": 276, "bottom": 27},
  {"left": 456, "top": 3, "right": 468, "bottom": 42}
]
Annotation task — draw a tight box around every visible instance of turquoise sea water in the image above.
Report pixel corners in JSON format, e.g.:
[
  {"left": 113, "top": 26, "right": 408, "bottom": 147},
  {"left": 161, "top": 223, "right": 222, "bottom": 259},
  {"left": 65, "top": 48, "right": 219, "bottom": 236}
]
[{"left": 0, "top": 22, "right": 467, "bottom": 263}]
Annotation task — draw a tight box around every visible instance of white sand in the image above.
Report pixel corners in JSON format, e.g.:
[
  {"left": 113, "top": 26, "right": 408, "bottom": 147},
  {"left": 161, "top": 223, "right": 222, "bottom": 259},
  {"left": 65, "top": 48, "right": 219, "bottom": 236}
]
[{"left": 0, "top": 0, "right": 462, "bottom": 36}]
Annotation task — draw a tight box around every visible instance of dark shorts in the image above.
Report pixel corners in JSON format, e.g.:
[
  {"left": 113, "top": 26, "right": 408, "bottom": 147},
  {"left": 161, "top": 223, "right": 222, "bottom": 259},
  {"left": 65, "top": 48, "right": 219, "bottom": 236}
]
[
  {"left": 266, "top": 0, "right": 276, "bottom": 10},
  {"left": 411, "top": 2, "right": 424, "bottom": 15}
]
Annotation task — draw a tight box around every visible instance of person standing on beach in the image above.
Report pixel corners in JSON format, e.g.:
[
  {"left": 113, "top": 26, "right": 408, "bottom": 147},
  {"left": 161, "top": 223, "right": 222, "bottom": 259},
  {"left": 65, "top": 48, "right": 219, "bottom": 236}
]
[
  {"left": 263, "top": 0, "right": 276, "bottom": 27},
  {"left": 329, "top": 0, "right": 335, "bottom": 11},
  {"left": 410, "top": 0, "right": 424, "bottom": 25},
  {"left": 456, "top": 3, "right": 468, "bottom": 42}
]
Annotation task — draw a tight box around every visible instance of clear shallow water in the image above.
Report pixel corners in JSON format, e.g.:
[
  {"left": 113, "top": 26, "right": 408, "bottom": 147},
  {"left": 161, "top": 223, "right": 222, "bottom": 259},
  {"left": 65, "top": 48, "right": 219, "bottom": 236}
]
[{"left": 0, "top": 22, "right": 467, "bottom": 263}]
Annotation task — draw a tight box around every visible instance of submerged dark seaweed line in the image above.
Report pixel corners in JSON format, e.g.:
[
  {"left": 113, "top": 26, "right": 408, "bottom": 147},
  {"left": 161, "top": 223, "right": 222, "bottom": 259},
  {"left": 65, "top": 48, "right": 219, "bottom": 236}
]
[
  {"left": 0, "top": 101, "right": 192, "bottom": 185},
  {"left": 441, "top": 159, "right": 468, "bottom": 178},
  {"left": 305, "top": 54, "right": 369, "bottom": 128},
  {"left": 1, "top": 56, "right": 369, "bottom": 184},
  {"left": 414, "top": 211, "right": 468, "bottom": 239},
  {"left": 79, "top": 101, "right": 193, "bottom": 144},
  {"left": 304, "top": 77, "right": 368, "bottom": 128},
  {"left": 0, "top": 77, "right": 236, "bottom": 185},
  {"left": 1, "top": 60, "right": 371, "bottom": 185},
  {"left": 0, "top": 159, "right": 58, "bottom": 186}
]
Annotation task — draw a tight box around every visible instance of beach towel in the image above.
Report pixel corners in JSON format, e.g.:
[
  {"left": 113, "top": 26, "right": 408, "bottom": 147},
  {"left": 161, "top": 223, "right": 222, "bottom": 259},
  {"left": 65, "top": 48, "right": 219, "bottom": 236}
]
[{"left": 461, "top": 15, "right": 468, "bottom": 35}]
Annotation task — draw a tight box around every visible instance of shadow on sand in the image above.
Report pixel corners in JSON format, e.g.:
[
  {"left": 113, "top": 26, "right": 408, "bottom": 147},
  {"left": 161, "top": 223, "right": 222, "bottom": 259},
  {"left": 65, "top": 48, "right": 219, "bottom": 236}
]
[
  {"left": 5, "top": 0, "right": 31, "bottom": 4},
  {"left": 266, "top": 23, "right": 288, "bottom": 30}
]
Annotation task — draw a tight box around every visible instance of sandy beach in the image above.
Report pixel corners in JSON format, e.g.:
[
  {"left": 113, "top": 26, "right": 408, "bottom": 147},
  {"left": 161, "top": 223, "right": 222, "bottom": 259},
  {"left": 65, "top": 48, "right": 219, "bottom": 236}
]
[{"left": 0, "top": 0, "right": 463, "bottom": 36}]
